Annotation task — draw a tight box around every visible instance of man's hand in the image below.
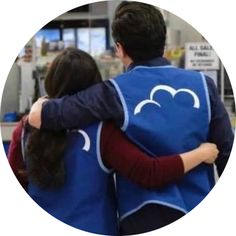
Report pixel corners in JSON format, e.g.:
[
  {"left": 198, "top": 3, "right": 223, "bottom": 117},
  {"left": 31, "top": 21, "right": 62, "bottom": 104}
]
[{"left": 28, "top": 97, "right": 48, "bottom": 129}]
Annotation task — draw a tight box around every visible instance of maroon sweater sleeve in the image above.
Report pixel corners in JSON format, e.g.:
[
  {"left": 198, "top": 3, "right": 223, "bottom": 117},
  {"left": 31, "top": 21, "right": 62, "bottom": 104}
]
[
  {"left": 101, "top": 122, "right": 184, "bottom": 188},
  {"left": 8, "top": 118, "right": 28, "bottom": 190}
]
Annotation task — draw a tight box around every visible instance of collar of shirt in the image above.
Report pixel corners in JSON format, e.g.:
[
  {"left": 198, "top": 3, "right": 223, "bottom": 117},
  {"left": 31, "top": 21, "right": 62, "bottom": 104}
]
[{"left": 127, "top": 57, "right": 171, "bottom": 71}]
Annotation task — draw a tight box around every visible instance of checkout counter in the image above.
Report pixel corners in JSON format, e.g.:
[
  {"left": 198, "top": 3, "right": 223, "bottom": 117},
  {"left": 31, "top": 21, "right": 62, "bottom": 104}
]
[
  {"left": 1, "top": 122, "right": 18, "bottom": 156},
  {"left": 0, "top": 59, "right": 35, "bottom": 156}
]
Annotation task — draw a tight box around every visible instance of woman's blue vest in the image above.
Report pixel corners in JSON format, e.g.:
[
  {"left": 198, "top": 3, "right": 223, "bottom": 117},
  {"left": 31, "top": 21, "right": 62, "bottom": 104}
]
[
  {"left": 110, "top": 65, "right": 215, "bottom": 221},
  {"left": 27, "top": 122, "right": 118, "bottom": 235}
]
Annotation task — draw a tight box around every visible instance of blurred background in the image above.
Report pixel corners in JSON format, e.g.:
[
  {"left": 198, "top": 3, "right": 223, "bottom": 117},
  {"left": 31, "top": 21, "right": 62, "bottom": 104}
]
[{"left": 1, "top": 0, "right": 235, "bottom": 155}]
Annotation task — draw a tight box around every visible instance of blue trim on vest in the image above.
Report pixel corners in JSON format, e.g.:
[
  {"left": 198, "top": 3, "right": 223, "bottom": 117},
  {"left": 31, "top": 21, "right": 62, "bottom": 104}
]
[
  {"left": 109, "top": 79, "right": 129, "bottom": 131},
  {"left": 200, "top": 72, "right": 211, "bottom": 123},
  {"left": 96, "top": 122, "right": 113, "bottom": 173},
  {"left": 120, "top": 200, "right": 188, "bottom": 221},
  {"left": 130, "top": 65, "right": 175, "bottom": 71}
]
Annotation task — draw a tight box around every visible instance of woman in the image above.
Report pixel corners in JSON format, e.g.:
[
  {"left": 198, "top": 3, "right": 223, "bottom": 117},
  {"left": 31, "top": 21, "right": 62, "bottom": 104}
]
[{"left": 8, "top": 48, "right": 218, "bottom": 235}]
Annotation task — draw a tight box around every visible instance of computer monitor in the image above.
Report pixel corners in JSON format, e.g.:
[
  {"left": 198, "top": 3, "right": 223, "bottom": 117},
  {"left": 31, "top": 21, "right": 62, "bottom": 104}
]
[
  {"left": 77, "top": 27, "right": 106, "bottom": 56},
  {"left": 35, "top": 29, "right": 61, "bottom": 48},
  {"left": 62, "top": 28, "right": 76, "bottom": 48}
]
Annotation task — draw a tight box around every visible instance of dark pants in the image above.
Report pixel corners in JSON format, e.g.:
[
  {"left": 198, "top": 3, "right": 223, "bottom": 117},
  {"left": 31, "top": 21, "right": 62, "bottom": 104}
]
[{"left": 120, "top": 204, "right": 185, "bottom": 235}]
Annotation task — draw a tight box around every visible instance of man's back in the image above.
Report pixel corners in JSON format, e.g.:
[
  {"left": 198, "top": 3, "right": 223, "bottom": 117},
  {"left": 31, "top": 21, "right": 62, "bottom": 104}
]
[
  {"left": 111, "top": 65, "right": 210, "bottom": 155},
  {"left": 111, "top": 64, "right": 215, "bottom": 224}
]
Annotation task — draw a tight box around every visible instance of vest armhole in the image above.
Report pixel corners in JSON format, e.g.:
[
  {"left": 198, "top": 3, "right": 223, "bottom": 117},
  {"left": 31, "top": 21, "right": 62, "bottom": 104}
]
[
  {"left": 200, "top": 72, "right": 212, "bottom": 123},
  {"left": 21, "top": 117, "right": 28, "bottom": 163},
  {"left": 96, "top": 122, "right": 113, "bottom": 173},
  {"left": 109, "top": 79, "right": 129, "bottom": 131}
]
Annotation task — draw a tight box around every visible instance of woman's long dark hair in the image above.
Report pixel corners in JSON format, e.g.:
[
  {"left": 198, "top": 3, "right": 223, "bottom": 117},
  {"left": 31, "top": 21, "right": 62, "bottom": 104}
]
[{"left": 26, "top": 48, "right": 102, "bottom": 188}]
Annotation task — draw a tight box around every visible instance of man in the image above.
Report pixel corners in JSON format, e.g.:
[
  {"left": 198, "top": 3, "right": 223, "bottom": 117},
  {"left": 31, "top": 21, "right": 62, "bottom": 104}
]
[{"left": 29, "top": 1, "right": 234, "bottom": 234}]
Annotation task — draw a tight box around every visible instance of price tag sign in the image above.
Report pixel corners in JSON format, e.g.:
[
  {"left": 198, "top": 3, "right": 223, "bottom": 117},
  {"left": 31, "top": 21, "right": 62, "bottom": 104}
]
[{"left": 185, "top": 42, "right": 220, "bottom": 70}]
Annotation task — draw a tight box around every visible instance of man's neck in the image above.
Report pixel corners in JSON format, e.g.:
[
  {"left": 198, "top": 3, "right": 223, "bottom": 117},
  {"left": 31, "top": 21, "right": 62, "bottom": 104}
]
[{"left": 123, "top": 57, "right": 133, "bottom": 70}]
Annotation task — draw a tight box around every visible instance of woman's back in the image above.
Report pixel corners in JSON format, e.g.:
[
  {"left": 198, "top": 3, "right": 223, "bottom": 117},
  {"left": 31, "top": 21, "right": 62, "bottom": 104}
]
[
  {"left": 25, "top": 48, "right": 119, "bottom": 234},
  {"left": 27, "top": 122, "right": 118, "bottom": 235}
]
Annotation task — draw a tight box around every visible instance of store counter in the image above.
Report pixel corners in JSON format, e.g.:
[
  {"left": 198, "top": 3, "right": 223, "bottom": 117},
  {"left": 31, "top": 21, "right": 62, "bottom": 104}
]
[{"left": 1, "top": 122, "right": 18, "bottom": 155}]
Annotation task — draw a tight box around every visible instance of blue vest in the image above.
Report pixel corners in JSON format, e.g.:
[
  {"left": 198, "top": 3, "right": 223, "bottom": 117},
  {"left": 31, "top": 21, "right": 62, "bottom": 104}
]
[
  {"left": 110, "top": 65, "right": 215, "bottom": 221},
  {"left": 27, "top": 122, "right": 118, "bottom": 235}
]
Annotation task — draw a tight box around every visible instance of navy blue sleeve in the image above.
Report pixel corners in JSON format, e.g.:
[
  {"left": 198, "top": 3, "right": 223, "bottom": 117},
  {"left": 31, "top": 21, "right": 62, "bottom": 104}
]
[
  {"left": 41, "top": 80, "right": 124, "bottom": 130},
  {"left": 206, "top": 76, "right": 234, "bottom": 176}
]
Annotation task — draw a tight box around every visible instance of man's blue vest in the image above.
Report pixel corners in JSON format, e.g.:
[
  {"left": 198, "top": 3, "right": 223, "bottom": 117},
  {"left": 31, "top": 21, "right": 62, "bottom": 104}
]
[
  {"left": 27, "top": 122, "right": 118, "bottom": 235},
  {"left": 110, "top": 65, "right": 215, "bottom": 221}
]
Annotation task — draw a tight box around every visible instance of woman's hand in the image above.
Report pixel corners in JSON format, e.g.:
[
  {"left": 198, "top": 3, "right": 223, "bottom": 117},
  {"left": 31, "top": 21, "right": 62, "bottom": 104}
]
[
  {"left": 180, "top": 142, "right": 219, "bottom": 173},
  {"left": 198, "top": 143, "right": 219, "bottom": 164}
]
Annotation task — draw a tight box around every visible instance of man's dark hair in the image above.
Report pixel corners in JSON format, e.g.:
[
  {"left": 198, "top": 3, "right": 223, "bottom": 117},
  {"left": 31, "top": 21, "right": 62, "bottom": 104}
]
[{"left": 112, "top": 1, "right": 166, "bottom": 62}]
